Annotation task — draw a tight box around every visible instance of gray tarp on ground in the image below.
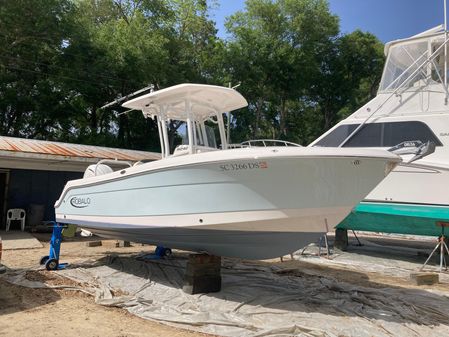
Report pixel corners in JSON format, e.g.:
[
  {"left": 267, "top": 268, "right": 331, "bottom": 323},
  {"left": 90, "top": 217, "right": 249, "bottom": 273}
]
[{"left": 40, "top": 252, "right": 449, "bottom": 337}]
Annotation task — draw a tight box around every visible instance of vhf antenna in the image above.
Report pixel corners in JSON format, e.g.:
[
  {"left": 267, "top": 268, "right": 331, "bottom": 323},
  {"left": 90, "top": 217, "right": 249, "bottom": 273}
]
[
  {"left": 100, "top": 84, "right": 155, "bottom": 110},
  {"left": 445, "top": 0, "right": 448, "bottom": 103}
]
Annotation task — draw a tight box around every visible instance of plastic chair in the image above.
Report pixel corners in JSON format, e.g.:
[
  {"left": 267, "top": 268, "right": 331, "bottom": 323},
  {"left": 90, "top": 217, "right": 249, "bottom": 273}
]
[{"left": 6, "top": 208, "right": 26, "bottom": 232}]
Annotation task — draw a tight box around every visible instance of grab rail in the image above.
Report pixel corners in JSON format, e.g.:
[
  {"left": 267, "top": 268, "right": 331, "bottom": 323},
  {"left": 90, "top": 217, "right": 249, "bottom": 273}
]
[
  {"left": 240, "top": 139, "right": 302, "bottom": 148},
  {"left": 94, "top": 159, "right": 132, "bottom": 176}
]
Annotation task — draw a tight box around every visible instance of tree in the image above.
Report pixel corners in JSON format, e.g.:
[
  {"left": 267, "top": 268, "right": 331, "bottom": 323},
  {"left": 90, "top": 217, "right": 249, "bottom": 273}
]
[
  {"left": 0, "top": 0, "right": 74, "bottom": 139},
  {"left": 336, "top": 30, "right": 385, "bottom": 119},
  {"left": 0, "top": 0, "right": 386, "bottom": 153},
  {"left": 223, "top": 1, "right": 385, "bottom": 145},
  {"left": 63, "top": 0, "right": 221, "bottom": 151},
  {"left": 224, "top": 0, "right": 339, "bottom": 143},
  {"left": 305, "top": 29, "right": 384, "bottom": 141}
]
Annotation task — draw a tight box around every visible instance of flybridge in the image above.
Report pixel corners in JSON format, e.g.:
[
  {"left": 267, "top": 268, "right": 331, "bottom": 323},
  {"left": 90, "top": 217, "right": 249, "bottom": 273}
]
[
  {"left": 379, "top": 0, "right": 449, "bottom": 97},
  {"left": 337, "top": 25, "right": 449, "bottom": 148},
  {"left": 379, "top": 25, "right": 449, "bottom": 96}
]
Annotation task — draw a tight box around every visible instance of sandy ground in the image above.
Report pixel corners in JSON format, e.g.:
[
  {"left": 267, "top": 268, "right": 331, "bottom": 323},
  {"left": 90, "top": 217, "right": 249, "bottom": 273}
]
[
  {"left": 0, "top": 235, "right": 212, "bottom": 337},
  {"left": 1, "top": 232, "right": 448, "bottom": 337}
]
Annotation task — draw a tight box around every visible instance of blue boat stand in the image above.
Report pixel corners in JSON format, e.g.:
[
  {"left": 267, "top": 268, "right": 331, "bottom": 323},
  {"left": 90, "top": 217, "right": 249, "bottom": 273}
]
[
  {"left": 39, "top": 222, "right": 172, "bottom": 268},
  {"left": 137, "top": 246, "right": 172, "bottom": 260},
  {"left": 39, "top": 222, "right": 69, "bottom": 271}
]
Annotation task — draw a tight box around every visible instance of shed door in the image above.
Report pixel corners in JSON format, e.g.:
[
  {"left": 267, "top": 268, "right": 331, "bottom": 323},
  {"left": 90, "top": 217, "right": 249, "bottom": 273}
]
[{"left": 0, "top": 171, "right": 8, "bottom": 229}]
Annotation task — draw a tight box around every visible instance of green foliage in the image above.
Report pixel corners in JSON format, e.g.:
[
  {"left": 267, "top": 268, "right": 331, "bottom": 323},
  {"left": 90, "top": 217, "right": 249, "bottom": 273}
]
[
  {"left": 0, "top": 0, "right": 74, "bottom": 138},
  {"left": 224, "top": 0, "right": 384, "bottom": 144},
  {"left": 0, "top": 0, "right": 385, "bottom": 151}
]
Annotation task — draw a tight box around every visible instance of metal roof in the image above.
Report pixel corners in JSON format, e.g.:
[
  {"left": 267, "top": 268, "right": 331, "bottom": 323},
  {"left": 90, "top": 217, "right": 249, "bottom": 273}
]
[{"left": 0, "top": 136, "right": 161, "bottom": 172}]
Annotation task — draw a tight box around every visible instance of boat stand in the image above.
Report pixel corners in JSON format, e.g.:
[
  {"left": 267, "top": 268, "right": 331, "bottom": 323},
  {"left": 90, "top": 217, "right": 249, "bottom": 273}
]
[
  {"left": 137, "top": 246, "right": 172, "bottom": 260},
  {"left": 351, "top": 230, "right": 363, "bottom": 246},
  {"left": 318, "top": 234, "right": 330, "bottom": 258},
  {"left": 297, "top": 233, "right": 331, "bottom": 258},
  {"left": 183, "top": 253, "right": 221, "bottom": 294},
  {"left": 39, "top": 222, "right": 69, "bottom": 271},
  {"left": 421, "top": 222, "right": 449, "bottom": 273},
  {"left": 298, "top": 219, "right": 332, "bottom": 259}
]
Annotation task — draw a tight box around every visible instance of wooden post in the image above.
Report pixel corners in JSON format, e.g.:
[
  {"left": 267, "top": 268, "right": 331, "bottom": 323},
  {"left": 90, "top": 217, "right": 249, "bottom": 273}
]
[
  {"left": 334, "top": 228, "right": 348, "bottom": 251},
  {"left": 183, "top": 254, "right": 221, "bottom": 294}
]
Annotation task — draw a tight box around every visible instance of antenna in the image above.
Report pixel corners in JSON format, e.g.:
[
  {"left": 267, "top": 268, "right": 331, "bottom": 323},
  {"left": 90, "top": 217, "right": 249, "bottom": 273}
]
[
  {"left": 100, "top": 84, "right": 155, "bottom": 110},
  {"left": 445, "top": 0, "right": 448, "bottom": 103},
  {"left": 117, "top": 109, "right": 135, "bottom": 116},
  {"left": 225, "top": 82, "right": 242, "bottom": 144}
]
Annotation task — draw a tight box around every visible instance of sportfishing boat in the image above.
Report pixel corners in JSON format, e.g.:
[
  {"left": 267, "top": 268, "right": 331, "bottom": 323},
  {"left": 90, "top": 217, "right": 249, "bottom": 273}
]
[
  {"left": 55, "top": 83, "right": 400, "bottom": 259},
  {"left": 311, "top": 26, "right": 449, "bottom": 237}
]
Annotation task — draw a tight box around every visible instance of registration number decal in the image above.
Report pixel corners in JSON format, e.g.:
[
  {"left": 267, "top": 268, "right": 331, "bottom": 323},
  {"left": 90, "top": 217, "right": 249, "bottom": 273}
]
[{"left": 219, "top": 161, "right": 268, "bottom": 171}]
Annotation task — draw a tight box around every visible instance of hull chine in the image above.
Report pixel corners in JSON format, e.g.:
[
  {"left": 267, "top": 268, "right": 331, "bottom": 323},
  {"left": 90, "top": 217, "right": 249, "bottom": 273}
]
[{"left": 68, "top": 225, "right": 324, "bottom": 260}]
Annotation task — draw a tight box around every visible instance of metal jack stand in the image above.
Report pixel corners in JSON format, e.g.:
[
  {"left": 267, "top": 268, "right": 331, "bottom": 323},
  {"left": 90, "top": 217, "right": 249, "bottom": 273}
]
[
  {"left": 352, "top": 230, "right": 363, "bottom": 246},
  {"left": 318, "top": 234, "right": 330, "bottom": 258},
  {"left": 319, "top": 218, "right": 331, "bottom": 258},
  {"left": 299, "top": 219, "right": 331, "bottom": 258},
  {"left": 39, "top": 222, "right": 69, "bottom": 271},
  {"left": 297, "top": 234, "right": 331, "bottom": 258},
  {"left": 421, "top": 222, "right": 449, "bottom": 273}
]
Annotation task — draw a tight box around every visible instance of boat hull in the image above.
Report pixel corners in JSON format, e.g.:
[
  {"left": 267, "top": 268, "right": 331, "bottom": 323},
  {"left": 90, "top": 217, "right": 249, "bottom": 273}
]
[
  {"left": 57, "top": 207, "right": 348, "bottom": 259},
  {"left": 338, "top": 201, "right": 449, "bottom": 237},
  {"left": 69, "top": 225, "right": 324, "bottom": 260},
  {"left": 337, "top": 164, "right": 449, "bottom": 237},
  {"left": 55, "top": 148, "right": 399, "bottom": 259}
]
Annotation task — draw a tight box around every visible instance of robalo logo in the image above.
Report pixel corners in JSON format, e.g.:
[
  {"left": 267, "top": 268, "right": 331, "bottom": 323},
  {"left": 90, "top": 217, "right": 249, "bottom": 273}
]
[{"left": 70, "top": 196, "right": 91, "bottom": 208}]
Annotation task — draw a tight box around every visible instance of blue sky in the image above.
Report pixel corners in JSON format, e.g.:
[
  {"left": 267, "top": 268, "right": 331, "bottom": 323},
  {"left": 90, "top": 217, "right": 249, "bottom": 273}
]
[{"left": 212, "top": 0, "right": 446, "bottom": 42}]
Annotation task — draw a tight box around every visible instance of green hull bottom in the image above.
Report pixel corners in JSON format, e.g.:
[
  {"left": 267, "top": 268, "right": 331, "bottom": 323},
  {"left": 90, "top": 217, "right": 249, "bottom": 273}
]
[{"left": 337, "top": 202, "right": 449, "bottom": 237}]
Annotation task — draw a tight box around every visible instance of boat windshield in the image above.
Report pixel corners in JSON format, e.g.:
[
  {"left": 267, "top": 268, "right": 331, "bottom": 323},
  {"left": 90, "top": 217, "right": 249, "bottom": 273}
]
[
  {"left": 180, "top": 122, "right": 217, "bottom": 149},
  {"left": 379, "top": 38, "right": 446, "bottom": 92},
  {"left": 313, "top": 121, "right": 442, "bottom": 147}
]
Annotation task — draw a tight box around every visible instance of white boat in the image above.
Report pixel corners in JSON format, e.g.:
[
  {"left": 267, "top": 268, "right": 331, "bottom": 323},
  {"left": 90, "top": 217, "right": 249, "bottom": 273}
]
[
  {"left": 55, "top": 84, "right": 400, "bottom": 259},
  {"left": 311, "top": 26, "right": 449, "bottom": 237}
]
